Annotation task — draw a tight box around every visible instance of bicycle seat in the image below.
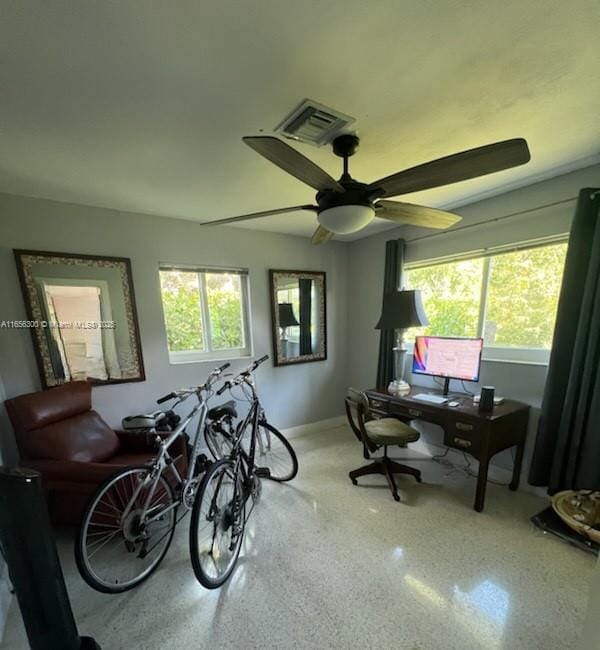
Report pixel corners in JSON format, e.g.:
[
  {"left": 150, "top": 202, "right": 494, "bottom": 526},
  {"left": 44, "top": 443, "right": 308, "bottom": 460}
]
[{"left": 208, "top": 400, "right": 237, "bottom": 421}]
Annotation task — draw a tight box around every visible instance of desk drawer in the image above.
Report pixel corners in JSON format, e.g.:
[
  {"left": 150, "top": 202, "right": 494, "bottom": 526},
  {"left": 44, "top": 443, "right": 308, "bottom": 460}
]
[
  {"left": 390, "top": 402, "right": 443, "bottom": 425},
  {"left": 444, "top": 418, "right": 483, "bottom": 454},
  {"left": 367, "top": 396, "right": 390, "bottom": 415}
]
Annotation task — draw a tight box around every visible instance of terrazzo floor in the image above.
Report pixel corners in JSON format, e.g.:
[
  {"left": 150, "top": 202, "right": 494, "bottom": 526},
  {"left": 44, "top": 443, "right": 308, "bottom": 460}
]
[{"left": 2, "top": 423, "right": 595, "bottom": 649}]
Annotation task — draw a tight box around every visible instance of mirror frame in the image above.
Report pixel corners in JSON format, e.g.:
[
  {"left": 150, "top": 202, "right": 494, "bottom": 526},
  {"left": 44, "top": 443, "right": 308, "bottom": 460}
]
[
  {"left": 269, "top": 269, "right": 327, "bottom": 367},
  {"left": 13, "top": 249, "right": 145, "bottom": 388}
]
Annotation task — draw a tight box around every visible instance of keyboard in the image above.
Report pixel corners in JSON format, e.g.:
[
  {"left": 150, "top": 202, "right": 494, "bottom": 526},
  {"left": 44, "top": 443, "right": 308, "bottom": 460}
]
[{"left": 412, "top": 393, "right": 448, "bottom": 405}]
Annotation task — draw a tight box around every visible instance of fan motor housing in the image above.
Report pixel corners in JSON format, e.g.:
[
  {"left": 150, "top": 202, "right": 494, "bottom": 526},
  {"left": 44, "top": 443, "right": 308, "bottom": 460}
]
[{"left": 316, "top": 180, "right": 372, "bottom": 213}]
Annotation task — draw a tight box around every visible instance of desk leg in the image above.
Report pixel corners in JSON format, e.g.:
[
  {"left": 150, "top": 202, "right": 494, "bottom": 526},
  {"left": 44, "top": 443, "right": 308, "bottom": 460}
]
[
  {"left": 509, "top": 442, "right": 525, "bottom": 491},
  {"left": 474, "top": 455, "right": 490, "bottom": 512}
]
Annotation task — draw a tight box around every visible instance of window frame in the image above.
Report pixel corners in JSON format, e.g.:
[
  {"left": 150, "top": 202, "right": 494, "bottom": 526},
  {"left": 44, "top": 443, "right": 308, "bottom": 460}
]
[
  {"left": 404, "top": 236, "right": 568, "bottom": 365},
  {"left": 159, "top": 264, "right": 252, "bottom": 365}
]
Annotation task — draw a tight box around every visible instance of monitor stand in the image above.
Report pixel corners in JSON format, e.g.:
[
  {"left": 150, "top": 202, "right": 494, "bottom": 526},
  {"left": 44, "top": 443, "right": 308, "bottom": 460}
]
[{"left": 442, "top": 377, "right": 451, "bottom": 396}]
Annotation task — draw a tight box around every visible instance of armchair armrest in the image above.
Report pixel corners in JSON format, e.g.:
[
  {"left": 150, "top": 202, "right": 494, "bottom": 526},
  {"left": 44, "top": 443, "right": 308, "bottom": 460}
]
[
  {"left": 23, "top": 458, "right": 132, "bottom": 485},
  {"left": 115, "top": 429, "right": 162, "bottom": 453},
  {"left": 115, "top": 430, "right": 188, "bottom": 464}
]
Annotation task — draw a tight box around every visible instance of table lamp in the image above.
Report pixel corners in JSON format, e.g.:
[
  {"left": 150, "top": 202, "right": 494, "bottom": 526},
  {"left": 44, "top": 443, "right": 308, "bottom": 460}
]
[
  {"left": 278, "top": 302, "right": 300, "bottom": 340},
  {"left": 375, "top": 289, "right": 428, "bottom": 395}
]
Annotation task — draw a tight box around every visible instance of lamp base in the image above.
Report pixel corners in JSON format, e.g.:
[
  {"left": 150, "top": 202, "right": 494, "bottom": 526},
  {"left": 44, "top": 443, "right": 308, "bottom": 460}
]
[{"left": 388, "top": 379, "right": 411, "bottom": 397}]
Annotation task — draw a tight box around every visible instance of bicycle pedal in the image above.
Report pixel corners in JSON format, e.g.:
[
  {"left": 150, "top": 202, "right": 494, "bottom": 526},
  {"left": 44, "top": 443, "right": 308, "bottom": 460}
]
[
  {"left": 254, "top": 468, "right": 271, "bottom": 479},
  {"left": 194, "top": 454, "right": 211, "bottom": 477}
]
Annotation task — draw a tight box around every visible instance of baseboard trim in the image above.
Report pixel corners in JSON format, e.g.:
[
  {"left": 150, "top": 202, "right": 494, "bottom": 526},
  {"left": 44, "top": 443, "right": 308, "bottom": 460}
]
[
  {"left": 410, "top": 438, "right": 548, "bottom": 498},
  {"left": 282, "top": 415, "right": 346, "bottom": 439}
]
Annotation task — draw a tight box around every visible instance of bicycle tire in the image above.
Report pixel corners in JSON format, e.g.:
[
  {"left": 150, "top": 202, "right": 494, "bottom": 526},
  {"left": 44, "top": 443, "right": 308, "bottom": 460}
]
[
  {"left": 189, "top": 459, "right": 245, "bottom": 589},
  {"left": 75, "top": 465, "right": 177, "bottom": 593},
  {"left": 250, "top": 421, "right": 298, "bottom": 482}
]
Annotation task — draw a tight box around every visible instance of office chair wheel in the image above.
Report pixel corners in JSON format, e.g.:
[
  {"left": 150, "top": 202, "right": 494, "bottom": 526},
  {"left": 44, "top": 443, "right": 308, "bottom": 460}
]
[
  {"left": 350, "top": 478, "right": 357, "bottom": 486},
  {"left": 393, "top": 494, "right": 401, "bottom": 502},
  {"left": 415, "top": 476, "right": 423, "bottom": 483}
]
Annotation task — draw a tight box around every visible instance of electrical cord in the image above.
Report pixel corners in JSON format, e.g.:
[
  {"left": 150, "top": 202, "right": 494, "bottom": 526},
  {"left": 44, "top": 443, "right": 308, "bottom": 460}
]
[
  {"left": 461, "top": 380, "right": 475, "bottom": 397},
  {"left": 430, "top": 447, "right": 512, "bottom": 486},
  {"left": 460, "top": 451, "right": 511, "bottom": 486}
]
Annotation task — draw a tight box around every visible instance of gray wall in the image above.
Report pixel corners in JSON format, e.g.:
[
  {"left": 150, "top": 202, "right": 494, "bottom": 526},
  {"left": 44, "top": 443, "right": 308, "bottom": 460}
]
[
  {"left": 0, "top": 193, "right": 349, "bottom": 464},
  {"left": 347, "top": 163, "right": 600, "bottom": 478}
]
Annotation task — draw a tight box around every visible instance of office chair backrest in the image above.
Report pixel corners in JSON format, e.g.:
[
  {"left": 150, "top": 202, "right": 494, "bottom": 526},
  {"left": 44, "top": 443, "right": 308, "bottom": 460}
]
[
  {"left": 346, "top": 388, "right": 369, "bottom": 415},
  {"left": 345, "top": 388, "right": 377, "bottom": 451}
]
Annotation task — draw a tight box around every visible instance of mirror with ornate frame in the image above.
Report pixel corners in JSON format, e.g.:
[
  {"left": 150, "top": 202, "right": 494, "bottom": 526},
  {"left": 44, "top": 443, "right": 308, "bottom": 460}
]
[
  {"left": 14, "top": 249, "right": 145, "bottom": 388},
  {"left": 269, "top": 270, "right": 326, "bottom": 366}
]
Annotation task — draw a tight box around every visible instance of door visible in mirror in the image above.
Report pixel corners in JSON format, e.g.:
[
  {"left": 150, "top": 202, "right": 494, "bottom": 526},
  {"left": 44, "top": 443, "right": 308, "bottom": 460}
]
[{"left": 14, "top": 250, "right": 145, "bottom": 387}]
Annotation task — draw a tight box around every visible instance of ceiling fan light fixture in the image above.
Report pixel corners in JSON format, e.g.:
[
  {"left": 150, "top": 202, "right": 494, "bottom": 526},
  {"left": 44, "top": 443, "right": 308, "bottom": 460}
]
[{"left": 317, "top": 204, "right": 375, "bottom": 235}]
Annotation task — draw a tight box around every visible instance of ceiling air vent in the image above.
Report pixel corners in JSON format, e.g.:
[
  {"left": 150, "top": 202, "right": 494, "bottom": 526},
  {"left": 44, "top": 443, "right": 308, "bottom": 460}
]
[{"left": 275, "top": 99, "right": 355, "bottom": 146}]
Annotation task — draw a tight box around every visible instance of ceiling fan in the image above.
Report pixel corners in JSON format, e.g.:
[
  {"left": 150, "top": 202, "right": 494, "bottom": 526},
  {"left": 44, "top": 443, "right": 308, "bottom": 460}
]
[{"left": 201, "top": 134, "right": 531, "bottom": 244}]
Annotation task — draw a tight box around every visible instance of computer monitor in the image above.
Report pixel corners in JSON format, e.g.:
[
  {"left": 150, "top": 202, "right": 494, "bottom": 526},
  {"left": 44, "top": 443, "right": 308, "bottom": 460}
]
[{"left": 412, "top": 336, "right": 483, "bottom": 395}]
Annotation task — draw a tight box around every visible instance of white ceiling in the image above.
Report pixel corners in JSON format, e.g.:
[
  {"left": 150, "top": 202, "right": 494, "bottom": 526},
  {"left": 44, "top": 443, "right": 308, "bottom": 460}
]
[{"left": 1, "top": 1, "right": 599, "bottom": 241}]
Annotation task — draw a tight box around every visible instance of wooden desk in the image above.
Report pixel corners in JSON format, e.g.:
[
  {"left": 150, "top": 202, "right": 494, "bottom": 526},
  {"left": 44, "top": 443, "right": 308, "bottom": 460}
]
[{"left": 366, "top": 388, "right": 530, "bottom": 512}]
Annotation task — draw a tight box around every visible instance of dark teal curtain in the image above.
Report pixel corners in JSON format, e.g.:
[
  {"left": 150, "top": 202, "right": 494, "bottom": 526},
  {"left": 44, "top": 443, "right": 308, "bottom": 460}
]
[
  {"left": 529, "top": 188, "right": 600, "bottom": 492},
  {"left": 299, "top": 278, "right": 312, "bottom": 356},
  {"left": 376, "top": 239, "right": 405, "bottom": 388}
]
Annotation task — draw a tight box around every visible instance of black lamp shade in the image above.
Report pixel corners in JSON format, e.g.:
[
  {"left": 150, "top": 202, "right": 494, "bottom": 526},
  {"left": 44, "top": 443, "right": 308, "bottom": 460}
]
[
  {"left": 278, "top": 302, "right": 300, "bottom": 328},
  {"left": 375, "top": 289, "right": 428, "bottom": 330}
]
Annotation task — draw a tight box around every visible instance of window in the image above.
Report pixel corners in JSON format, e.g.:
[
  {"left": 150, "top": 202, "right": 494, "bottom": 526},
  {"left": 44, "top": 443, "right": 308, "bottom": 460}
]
[
  {"left": 405, "top": 241, "right": 568, "bottom": 363},
  {"left": 159, "top": 266, "right": 251, "bottom": 363}
]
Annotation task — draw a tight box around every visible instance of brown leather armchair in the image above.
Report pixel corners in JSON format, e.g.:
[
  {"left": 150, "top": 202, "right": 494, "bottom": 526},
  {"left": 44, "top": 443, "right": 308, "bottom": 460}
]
[{"left": 5, "top": 381, "right": 187, "bottom": 525}]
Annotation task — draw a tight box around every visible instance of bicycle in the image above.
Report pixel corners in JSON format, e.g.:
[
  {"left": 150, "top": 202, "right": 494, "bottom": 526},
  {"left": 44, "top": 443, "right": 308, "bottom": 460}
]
[
  {"left": 189, "top": 354, "right": 298, "bottom": 588},
  {"left": 75, "top": 362, "right": 231, "bottom": 593}
]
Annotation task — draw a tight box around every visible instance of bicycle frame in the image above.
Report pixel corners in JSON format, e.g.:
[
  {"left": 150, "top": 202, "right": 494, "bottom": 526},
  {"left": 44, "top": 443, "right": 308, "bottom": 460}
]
[
  {"left": 223, "top": 376, "right": 273, "bottom": 515},
  {"left": 121, "top": 391, "right": 211, "bottom": 527},
  {"left": 231, "top": 400, "right": 260, "bottom": 496}
]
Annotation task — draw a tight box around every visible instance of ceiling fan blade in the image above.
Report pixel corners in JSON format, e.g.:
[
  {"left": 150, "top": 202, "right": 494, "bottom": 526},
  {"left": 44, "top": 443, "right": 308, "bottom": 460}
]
[
  {"left": 376, "top": 200, "right": 462, "bottom": 229},
  {"left": 369, "top": 138, "right": 530, "bottom": 198},
  {"left": 200, "top": 205, "right": 317, "bottom": 226},
  {"left": 311, "top": 225, "right": 334, "bottom": 245},
  {"left": 243, "top": 136, "right": 344, "bottom": 193}
]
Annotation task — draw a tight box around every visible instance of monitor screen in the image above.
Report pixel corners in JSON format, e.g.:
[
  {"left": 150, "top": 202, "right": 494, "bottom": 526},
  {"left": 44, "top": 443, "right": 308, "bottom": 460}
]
[{"left": 412, "top": 336, "right": 483, "bottom": 382}]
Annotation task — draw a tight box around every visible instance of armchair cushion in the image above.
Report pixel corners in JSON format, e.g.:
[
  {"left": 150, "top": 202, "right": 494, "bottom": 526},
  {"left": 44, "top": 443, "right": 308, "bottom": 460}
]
[
  {"left": 364, "top": 418, "right": 420, "bottom": 446},
  {"left": 21, "top": 410, "right": 120, "bottom": 463}
]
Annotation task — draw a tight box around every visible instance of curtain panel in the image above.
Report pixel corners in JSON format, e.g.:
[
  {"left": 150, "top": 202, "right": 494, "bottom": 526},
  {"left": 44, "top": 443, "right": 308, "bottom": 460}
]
[
  {"left": 298, "top": 278, "right": 312, "bottom": 356},
  {"left": 529, "top": 188, "right": 600, "bottom": 492},
  {"left": 376, "top": 239, "right": 406, "bottom": 388}
]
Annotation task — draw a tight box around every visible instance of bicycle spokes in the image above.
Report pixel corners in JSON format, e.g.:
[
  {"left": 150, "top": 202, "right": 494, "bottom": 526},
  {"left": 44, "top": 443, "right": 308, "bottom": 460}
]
[
  {"left": 189, "top": 460, "right": 245, "bottom": 588},
  {"left": 76, "top": 467, "right": 177, "bottom": 592}
]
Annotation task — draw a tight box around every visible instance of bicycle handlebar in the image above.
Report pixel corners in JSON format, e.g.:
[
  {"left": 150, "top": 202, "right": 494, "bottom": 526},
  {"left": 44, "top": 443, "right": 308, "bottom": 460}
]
[
  {"left": 215, "top": 383, "right": 229, "bottom": 396},
  {"left": 254, "top": 355, "right": 269, "bottom": 368},
  {"left": 156, "top": 362, "right": 232, "bottom": 404},
  {"left": 214, "top": 355, "right": 269, "bottom": 397}
]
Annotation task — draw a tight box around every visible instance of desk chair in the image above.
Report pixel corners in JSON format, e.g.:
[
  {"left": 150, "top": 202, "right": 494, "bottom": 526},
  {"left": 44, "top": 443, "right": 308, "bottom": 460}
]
[{"left": 345, "top": 388, "right": 422, "bottom": 502}]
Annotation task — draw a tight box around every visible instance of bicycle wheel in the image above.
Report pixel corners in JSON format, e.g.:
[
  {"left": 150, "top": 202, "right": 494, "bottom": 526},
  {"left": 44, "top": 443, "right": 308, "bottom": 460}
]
[
  {"left": 244, "top": 421, "right": 298, "bottom": 482},
  {"left": 189, "top": 459, "right": 245, "bottom": 589},
  {"left": 204, "top": 422, "right": 235, "bottom": 460},
  {"left": 75, "top": 465, "right": 177, "bottom": 593}
]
